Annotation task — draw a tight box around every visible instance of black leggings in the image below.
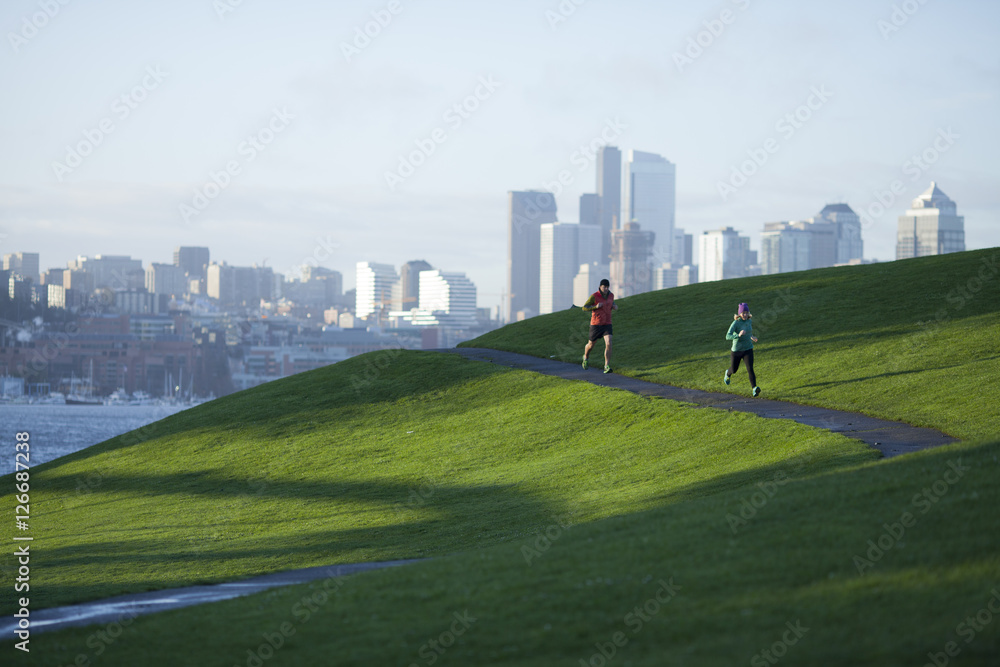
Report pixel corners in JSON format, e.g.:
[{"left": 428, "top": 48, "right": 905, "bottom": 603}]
[{"left": 729, "top": 349, "right": 756, "bottom": 387}]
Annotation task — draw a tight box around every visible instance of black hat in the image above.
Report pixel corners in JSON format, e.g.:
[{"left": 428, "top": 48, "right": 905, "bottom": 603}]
[{"left": 599, "top": 278, "right": 610, "bottom": 287}]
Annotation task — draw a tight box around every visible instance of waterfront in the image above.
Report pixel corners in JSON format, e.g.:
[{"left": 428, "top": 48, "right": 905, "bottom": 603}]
[{"left": 1, "top": 404, "right": 190, "bottom": 476}]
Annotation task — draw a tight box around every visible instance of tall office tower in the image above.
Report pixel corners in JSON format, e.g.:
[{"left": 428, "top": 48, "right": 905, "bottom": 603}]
[
  {"left": 792, "top": 219, "right": 837, "bottom": 269},
  {"left": 146, "top": 263, "right": 188, "bottom": 297},
  {"left": 672, "top": 230, "right": 694, "bottom": 266},
  {"left": 412, "top": 270, "right": 478, "bottom": 328},
  {"left": 573, "top": 262, "right": 611, "bottom": 306},
  {"left": 760, "top": 222, "right": 812, "bottom": 275},
  {"left": 540, "top": 223, "right": 581, "bottom": 314},
  {"left": 896, "top": 182, "right": 965, "bottom": 260},
  {"left": 395, "top": 260, "right": 433, "bottom": 310},
  {"left": 698, "top": 227, "right": 753, "bottom": 282},
  {"left": 625, "top": 150, "right": 676, "bottom": 266},
  {"left": 609, "top": 222, "right": 655, "bottom": 297},
  {"left": 206, "top": 262, "right": 234, "bottom": 304},
  {"left": 507, "top": 190, "right": 557, "bottom": 321},
  {"left": 355, "top": 262, "right": 399, "bottom": 321},
  {"left": 2, "top": 252, "right": 40, "bottom": 285},
  {"left": 596, "top": 146, "right": 622, "bottom": 261},
  {"left": 579, "top": 193, "right": 600, "bottom": 227},
  {"left": 814, "top": 204, "right": 863, "bottom": 264},
  {"left": 174, "top": 247, "right": 210, "bottom": 278}
]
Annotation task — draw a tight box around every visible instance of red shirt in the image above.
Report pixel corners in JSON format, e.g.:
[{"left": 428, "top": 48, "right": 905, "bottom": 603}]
[{"left": 586, "top": 290, "right": 615, "bottom": 325}]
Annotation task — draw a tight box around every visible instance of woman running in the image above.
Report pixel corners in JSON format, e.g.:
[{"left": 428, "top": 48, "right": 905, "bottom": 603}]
[{"left": 724, "top": 302, "right": 760, "bottom": 397}]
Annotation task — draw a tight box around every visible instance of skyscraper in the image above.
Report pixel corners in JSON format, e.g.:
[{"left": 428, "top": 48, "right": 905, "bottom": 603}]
[
  {"left": 2, "top": 252, "right": 40, "bottom": 285},
  {"left": 698, "top": 227, "right": 754, "bottom": 282},
  {"left": 760, "top": 222, "right": 812, "bottom": 275},
  {"left": 814, "top": 204, "right": 863, "bottom": 264},
  {"left": 609, "top": 222, "right": 655, "bottom": 297},
  {"left": 579, "top": 193, "right": 599, "bottom": 227},
  {"left": 412, "top": 270, "right": 477, "bottom": 328},
  {"left": 626, "top": 150, "right": 676, "bottom": 266},
  {"left": 596, "top": 146, "right": 622, "bottom": 261},
  {"left": 507, "top": 190, "right": 557, "bottom": 321},
  {"left": 896, "top": 182, "right": 965, "bottom": 260},
  {"left": 395, "top": 260, "right": 433, "bottom": 310},
  {"left": 355, "top": 262, "right": 398, "bottom": 321}
]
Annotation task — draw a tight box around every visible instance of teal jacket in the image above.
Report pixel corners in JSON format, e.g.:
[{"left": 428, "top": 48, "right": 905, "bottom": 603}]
[{"left": 726, "top": 317, "right": 754, "bottom": 352}]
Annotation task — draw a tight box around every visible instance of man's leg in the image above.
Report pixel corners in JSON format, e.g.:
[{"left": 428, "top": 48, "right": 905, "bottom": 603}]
[
  {"left": 583, "top": 339, "right": 594, "bottom": 369},
  {"left": 604, "top": 334, "right": 613, "bottom": 367}
]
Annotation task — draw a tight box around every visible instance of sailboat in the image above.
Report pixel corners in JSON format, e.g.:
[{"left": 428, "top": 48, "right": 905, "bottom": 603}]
[{"left": 66, "top": 361, "right": 102, "bottom": 406}]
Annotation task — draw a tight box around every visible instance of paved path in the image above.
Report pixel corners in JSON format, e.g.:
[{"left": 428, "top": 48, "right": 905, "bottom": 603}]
[
  {"left": 446, "top": 348, "right": 957, "bottom": 458},
  {"left": 2, "top": 560, "right": 419, "bottom": 637},
  {"left": 12, "top": 348, "right": 957, "bottom": 639}
]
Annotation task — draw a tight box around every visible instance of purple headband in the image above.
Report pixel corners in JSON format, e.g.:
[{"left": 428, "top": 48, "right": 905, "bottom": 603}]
[{"left": 738, "top": 303, "right": 749, "bottom": 314}]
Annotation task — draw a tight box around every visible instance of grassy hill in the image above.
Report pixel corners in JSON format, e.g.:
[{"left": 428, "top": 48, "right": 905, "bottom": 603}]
[
  {"left": 464, "top": 248, "right": 1000, "bottom": 440},
  {"left": 4, "top": 249, "right": 999, "bottom": 665}
]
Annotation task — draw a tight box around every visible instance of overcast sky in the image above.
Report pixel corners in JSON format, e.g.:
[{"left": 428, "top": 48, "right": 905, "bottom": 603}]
[{"left": 2, "top": 0, "right": 997, "bottom": 311}]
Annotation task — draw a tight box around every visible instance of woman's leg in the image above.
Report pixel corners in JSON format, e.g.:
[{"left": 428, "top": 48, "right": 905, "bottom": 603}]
[
  {"left": 728, "top": 351, "right": 742, "bottom": 378},
  {"left": 745, "top": 350, "right": 757, "bottom": 387}
]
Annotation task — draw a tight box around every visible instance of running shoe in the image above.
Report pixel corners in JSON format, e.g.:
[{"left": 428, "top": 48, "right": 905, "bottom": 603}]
[
  {"left": 604, "top": 365, "right": 612, "bottom": 374},
  {"left": 724, "top": 371, "right": 730, "bottom": 385},
  {"left": 752, "top": 386, "right": 761, "bottom": 397},
  {"left": 582, "top": 356, "right": 588, "bottom": 370}
]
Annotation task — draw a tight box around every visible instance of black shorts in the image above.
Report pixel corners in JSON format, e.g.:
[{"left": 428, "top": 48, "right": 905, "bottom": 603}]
[{"left": 589, "top": 324, "right": 613, "bottom": 341}]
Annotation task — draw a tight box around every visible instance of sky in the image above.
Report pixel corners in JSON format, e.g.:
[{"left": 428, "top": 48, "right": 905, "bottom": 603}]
[{"left": 1, "top": 0, "right": 998, "bottom": 312}]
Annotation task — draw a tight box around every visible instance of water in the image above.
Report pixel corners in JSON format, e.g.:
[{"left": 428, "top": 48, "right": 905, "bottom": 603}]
[{"left": 1, "top": 404, "right": 190, "bottom": 476}]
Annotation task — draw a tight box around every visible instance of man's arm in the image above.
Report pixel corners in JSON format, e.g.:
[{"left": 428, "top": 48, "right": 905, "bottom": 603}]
[{"left": 582, "top": 295, "right": 598, "bottom": 311}]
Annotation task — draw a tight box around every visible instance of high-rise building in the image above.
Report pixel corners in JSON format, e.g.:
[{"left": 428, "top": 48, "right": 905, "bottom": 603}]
[
  {"left": 596, "top": 146, "right": 622, "bottom": 261},
  {"left": 207, "top": 263, "right": 275, "bottom": 306},
  {"left": 174, "top": 247, "right": 210, "bottom": 279},
  {"left": 760, "top": 223, "right": 812, "bottom": 275},
  {"left": 146, "top": 263, "right": 188, "bottom": 297},
  {"left": 540, "top": 223, "right": 578, "bottom": 314},
  {"left": 626, "top": 150, "right": 676, "bottom": 266},
  {"left": 507, "top": 190, "right": 557, "bottom": 321},
  {"left": 355, "top": 262, "right": 398, "bottom": 321},
  {"left": 579, "top": 193, "right": 600, "bottom": 227},
  {"left": 396, "top": 260, "right": 433, "bottom": 310},
  {"left": 412, "top": 270, "right": 477, "bottom": 328},
  {"left": 896, "top": 182, "right": 965, "bottom": 260},
  {"left": 2, "top": 252, "right": 40, "bottom": 285},
  {"left": 814, "top": 204, "right": 863, "bottom": 264},
  {"left": 610, "top": 222, "right": 655, "bottom": 297},
  {"left": 672, "top": 230, "right": 693, "bottom": 266},
  {"left": 698, "top": 227, "right": 754, "bottom": 282}
]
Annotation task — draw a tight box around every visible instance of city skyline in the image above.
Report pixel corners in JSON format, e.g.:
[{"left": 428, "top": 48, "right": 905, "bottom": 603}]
[{"left": 2, "top": 0, "right": 998, "bottom": 313}]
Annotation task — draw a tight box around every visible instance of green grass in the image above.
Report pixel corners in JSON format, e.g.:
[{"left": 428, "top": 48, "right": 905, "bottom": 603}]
[
  {"left": 1, "top": 351, "right": 875, "bottom": 612},
  {"left": 4, "top": 251, "right": 999, "bottom": 665},
  {"left": 464, "top": 248, "right": 1000, "bottom": 440},
  {"left": 13, "top": 439, "right": 999, "bottom": 666}
]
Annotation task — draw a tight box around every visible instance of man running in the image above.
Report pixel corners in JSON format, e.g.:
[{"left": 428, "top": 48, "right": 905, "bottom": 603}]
[{"left": 582, "top": 278, "right": 618, "bottom": 373}]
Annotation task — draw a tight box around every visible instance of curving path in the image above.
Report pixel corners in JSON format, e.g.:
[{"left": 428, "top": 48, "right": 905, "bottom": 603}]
[
  {"left": 12, "top": 347, "right": 957, "bottom": 639},
  {"left": 445, "top": 347, "right": 957, "bottom": 458}
]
